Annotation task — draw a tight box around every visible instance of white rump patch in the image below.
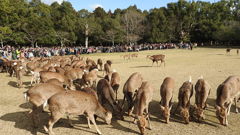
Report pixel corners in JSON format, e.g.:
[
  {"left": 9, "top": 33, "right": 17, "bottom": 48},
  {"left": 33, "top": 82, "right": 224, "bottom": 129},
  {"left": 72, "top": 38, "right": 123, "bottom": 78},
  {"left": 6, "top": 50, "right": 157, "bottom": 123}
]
[
  {"left": 19, "top": 66, "right": 23, "bottom": 70},
  {"left": 112, "top": 69, "right": 117, "bottom": 72},
  {"left": 13, "top": 62, "right": 17, "bottom": 65}
]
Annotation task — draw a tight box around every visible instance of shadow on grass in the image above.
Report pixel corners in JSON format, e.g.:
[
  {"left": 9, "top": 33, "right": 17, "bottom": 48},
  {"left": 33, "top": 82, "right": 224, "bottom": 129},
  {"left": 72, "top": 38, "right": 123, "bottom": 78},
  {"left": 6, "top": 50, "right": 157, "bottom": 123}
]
[
  {"left": 0, "top": 111, "right": 40, "bottom": 135},
  {"left": 109, "top": 120, "right": 139, "bottom": 134},
  {"left": 8, "top": 81, "right": 18, "bottom": 88},
  {"left": 23, "top": 81, "right": 31, "bottom": 86},
  {"left": 130, "top": 66, "right": 153, "bottom": 68},
  {"left": 0, "top": 111, "right": 106, "bottom": 135},
  {"left": 19, "top": 102, "right": 32, "bottom": 109}
]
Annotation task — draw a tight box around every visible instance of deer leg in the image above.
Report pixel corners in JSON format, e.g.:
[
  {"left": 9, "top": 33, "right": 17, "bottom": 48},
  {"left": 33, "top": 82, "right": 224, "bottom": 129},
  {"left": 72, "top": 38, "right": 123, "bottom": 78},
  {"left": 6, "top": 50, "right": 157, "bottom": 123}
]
[
  {"left": 87, "top": 116, "right": 92, "bottom": 129},
  {"left": 235, "top": 98, "right": 239, "bottom": 113},
  {"left": 227, "top": 102, "right": 232, "bottom": 115},
  {"left": 44, "top": 112, "right": 63, "bottom": 135},
  {"left": 88, "top": 114, "right": 102, "bottom": 135},
  {"left": 146, "top": 108, "right": 152, "bottom": 130}
]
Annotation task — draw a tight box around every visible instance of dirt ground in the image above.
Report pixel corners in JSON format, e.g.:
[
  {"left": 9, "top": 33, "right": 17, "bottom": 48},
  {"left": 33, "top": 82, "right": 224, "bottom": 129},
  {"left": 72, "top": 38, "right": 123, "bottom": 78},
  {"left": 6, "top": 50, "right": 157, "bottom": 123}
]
[{"left": 1, "top": 48, "right": 240, "bottom": 135}]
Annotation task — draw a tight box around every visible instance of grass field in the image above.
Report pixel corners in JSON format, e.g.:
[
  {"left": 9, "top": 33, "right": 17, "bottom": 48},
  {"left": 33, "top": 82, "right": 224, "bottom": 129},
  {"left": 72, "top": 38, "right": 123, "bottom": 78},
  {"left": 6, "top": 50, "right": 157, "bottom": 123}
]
[{"left": 0, "top": 48, "right": 240, "bottom": 135}]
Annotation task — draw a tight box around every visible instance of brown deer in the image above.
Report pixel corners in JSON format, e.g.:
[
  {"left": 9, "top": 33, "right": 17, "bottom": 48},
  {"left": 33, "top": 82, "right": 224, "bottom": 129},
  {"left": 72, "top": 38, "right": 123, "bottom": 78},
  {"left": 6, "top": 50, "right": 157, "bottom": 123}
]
[
  {"left": 133, "top": 81, "right": 154, "bottom": 135},
  {"left": 43, "top": 90, "right": 112, "bottom": 135},
  {"left": 97, "top": 79, "right": 124, "bottom": 120},
  {"left": 160, "top": 77, "right": 175, "bottom": 123},
  {"left": 122, "top": 72, "right": 144, "bottom": 116},
  {"left": 104, "top": 71, "right": 121, "bottom": 101},
  {"left": 174, "top": 77, "right": 193, "bottom": 124},
  {"left": 97, "top": 58, "right": 103, "bottom": 71},
  {"left": 147, "top": 54, "right": 165, "bottom": 67},
  {"left": 194, "top": 77, "right": 211, "bottom": 122},
  {"left": 216, "top": 76, "right": 240, "bottom": 126},
  {"left": 24, "top": 83, "right": 65, "bottom": 127},
  {"left": 226, "top": 48, "right": 231, "bottom": 55}
]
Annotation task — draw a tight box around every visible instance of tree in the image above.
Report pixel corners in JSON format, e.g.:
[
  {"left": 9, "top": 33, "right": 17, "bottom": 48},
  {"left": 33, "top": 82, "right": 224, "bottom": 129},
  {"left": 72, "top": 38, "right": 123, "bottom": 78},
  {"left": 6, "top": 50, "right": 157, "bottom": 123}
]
[
  {"left": 122, "top": 6, "right": 145, "bottom": 45},
  {"left": 0, "top": 26, "right": 12, "bottom": 47}
]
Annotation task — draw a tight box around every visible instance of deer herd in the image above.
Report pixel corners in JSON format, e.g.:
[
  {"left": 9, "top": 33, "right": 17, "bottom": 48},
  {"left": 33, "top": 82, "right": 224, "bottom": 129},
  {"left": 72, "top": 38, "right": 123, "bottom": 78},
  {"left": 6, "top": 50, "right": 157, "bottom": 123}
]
[{"left": 0, "top": 53, "right": 240, "bottom": 135}]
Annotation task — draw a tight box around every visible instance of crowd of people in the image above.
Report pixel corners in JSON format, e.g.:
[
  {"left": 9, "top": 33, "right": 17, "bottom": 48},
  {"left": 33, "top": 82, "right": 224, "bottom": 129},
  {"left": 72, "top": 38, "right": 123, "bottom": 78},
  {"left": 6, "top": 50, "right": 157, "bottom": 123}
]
[{"left": 0, "top": 43, "right": 195, "bottom": 60}]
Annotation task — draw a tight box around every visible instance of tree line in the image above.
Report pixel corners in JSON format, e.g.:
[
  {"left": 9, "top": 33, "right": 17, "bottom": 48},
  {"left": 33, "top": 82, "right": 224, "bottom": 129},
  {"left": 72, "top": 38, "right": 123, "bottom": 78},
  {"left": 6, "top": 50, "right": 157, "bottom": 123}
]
[{"left": 0, "top": 0, "right": 239, "bottom": 47}]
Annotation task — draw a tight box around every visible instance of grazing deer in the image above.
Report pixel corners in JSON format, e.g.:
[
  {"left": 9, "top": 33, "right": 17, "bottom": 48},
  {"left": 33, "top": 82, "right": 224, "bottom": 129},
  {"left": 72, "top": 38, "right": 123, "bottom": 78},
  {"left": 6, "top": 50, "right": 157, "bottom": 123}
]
[
  {"left": 194, "top": 77, "right": 211, "bottom": 122},
  {"left": 133, "top": 81, "right": 154, "bottom": 135},
  {"left": 215, "top": 76, "right": 240, "bottom": 126},
  {"left": 174, "top": 77, "right": 193, "bottom": 124},
  {"left": 122, "top": 72, "right": 143, "bottom": 116},
  {"left": 160, "top": 77, "right": 175, "bottom": 123},
  {"left": 97, "top": 79, "right": 124, "bottom": 120}
]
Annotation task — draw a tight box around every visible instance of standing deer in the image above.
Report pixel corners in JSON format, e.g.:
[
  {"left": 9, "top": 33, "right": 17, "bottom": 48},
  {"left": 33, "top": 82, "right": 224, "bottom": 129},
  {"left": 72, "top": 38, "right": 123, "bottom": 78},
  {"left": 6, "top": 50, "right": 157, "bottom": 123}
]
[
  {"left": 147, "top": 54, "right": 165, "bottom": 67},
  {"left": 43, "top": 90, "right": 112, "bottom": 135}
]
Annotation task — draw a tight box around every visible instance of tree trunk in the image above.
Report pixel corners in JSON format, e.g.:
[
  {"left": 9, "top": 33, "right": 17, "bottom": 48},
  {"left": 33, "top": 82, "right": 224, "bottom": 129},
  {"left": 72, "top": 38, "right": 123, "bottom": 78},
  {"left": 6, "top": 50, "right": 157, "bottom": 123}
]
[
  {"left": 31, "top": 41, "right": 34, "bottom": 48},
  {"left": 85, "top": 23, "right": 89, "bottom": 48},
  {"left": 1, "top": 39, "right": 3, "bottom": 48},
  {"left": 85, "top": 36, "right": 88, "bottom": 48},
  {"left": 112, "top": 39, "right": 115, "bottom": 46},
  {"left": 60, "top": 40, "right": 63, "bottom": 47}
]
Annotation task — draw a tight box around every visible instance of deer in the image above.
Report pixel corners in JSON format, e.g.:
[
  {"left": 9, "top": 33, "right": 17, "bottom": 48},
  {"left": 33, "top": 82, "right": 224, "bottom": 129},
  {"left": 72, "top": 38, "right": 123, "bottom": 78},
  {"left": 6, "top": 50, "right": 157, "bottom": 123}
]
[
  {"left": 43, "top": 90, "right": 112, "bottom": 135},
  {"left": 82, "top": 68, "right": 98, "bottom": 88},
  {"left": 133, "top": 81, "right": 154, "bottom": 135},
  {"left": 226, "top": 48, "right": 231, "bottom": 55},
  {"left": 147, "top": 54, "right": 165, "bottom": 67},
  {"left": 215, "top": 75, "right": 240, "bottom": 126},
  {"left": 194, "top": 77, "right": 211, "bottom": 122},
  {"left": 160, "top": 77, "right": 175, "bottom": 123},
  {"left": 97, "top": 79, "right": 124, "bottom": 120},
  {"left": 122, "top": 72, "right": 144, "bottom": 116},
  {"left": 174, "top": 77, "right": 193, "bottom": 124},
  {"left": 24, "top": 83, "right": 65, "bottom": 128},
  {"left": 97, "top": 58, "right": 103, "bottom": 71},
  {"left": 104, "top": 70, "right": 120, "bottom": 101}
]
